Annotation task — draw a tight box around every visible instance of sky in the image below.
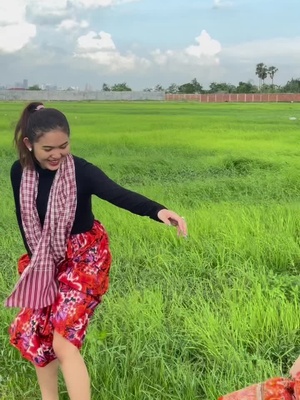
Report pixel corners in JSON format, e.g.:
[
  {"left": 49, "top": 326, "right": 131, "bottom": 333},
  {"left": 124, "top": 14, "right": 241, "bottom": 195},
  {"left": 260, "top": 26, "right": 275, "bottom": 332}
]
[{"left": 0, "top": 0, "right": 299, "bottom": 90}]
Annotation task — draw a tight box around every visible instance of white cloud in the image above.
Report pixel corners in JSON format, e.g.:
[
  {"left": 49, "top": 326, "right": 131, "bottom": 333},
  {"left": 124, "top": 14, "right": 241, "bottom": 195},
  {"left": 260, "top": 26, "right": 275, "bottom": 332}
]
[
  {"left": 77, "top": 31, "right": 116, "bottom": 51},
  {"left": 75, "top": 29, "right": 221, "bottom": 74},
  {"left": 185, "top": 30, "right": 221, "bottom": 59},
  {"left": 76, "top": 51, "right": 149, "bottom": 71},
  {"left": 223, "top": 37, "right": 300, "bottom": 62},
  {"left": 151, "top": 49, "right": 174, "bottom": 66},
  {"left": 22, "top": 0, "right": 141, "bottom": 32},
  {"left": 213, "top": 0, "right": 233, "bottom": 9},
  {"left": 151, "top": 30, "right": 221, "bottom": 68},
  {"left": 0, "top": 1, "right": 26, "bottom": 24},
  {"left": 71, "top": 0, "right": 139, "bottom": 7},
  {"left": 26, "top": 0, "right": 69, "bottom": 17},
  {"left": 0, "top": 24, "right": 36, "bottom": 53},
  {"left": 56, "top": 19, "right": 89, "bottom": 31},
  {"left": 75, "top": 30, "right": 150, "bottom": 71},
  {"left": 0, "top": 2, "right": 36, "bottom": 53},
  {"left": 0, "top": 0, "right": 138, "bottom": 53},
  {"left": 26, "top": 0, "right": 139, "bottom": 15}
]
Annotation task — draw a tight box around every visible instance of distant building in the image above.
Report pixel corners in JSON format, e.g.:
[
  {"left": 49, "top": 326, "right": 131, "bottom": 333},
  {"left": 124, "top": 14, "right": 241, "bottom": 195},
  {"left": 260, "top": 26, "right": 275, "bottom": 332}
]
[{"left": 23, "top": 79, "right": 28, "bottom": 89}]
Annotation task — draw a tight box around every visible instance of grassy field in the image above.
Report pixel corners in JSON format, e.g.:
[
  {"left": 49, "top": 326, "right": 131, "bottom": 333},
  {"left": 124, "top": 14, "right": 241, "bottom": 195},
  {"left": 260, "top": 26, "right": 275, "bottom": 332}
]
[{"left": 1, "top": 101, "right": 300, "bottom": 399}]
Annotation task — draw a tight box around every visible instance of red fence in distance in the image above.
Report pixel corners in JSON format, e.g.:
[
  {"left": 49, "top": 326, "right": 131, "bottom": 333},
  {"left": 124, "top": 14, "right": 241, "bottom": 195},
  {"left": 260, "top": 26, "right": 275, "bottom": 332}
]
[{"left": 165, "top": 93, "right": 300, "bottom": 102}]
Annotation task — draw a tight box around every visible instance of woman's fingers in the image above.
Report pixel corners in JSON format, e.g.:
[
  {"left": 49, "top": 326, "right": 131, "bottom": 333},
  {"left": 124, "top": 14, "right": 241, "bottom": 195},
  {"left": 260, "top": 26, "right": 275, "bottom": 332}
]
[
  {"left": 157, "top": 209, "right": 188, "bottom": 237},
  {"left": 168, "top": 216, "right": 188, "bottom": 237}
]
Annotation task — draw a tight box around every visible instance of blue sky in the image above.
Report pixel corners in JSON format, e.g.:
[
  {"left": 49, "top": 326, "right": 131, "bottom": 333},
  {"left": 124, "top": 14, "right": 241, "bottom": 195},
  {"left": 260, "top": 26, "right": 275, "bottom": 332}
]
[{"left": 0, "top": 0, "right": 299, "bottom": 90}]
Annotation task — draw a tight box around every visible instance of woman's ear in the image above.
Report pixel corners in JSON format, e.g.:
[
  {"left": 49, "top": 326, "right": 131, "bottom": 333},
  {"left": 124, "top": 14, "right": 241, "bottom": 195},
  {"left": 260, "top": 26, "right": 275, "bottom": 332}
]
[{"left": 23, "top": 137, "right": 32, "bottom": 152}]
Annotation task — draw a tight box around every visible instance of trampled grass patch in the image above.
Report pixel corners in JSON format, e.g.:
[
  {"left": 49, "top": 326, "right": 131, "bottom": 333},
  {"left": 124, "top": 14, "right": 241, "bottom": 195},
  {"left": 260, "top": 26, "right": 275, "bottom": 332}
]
[{"left": 1, "top": 101, "right": 300, "bottom": 399}]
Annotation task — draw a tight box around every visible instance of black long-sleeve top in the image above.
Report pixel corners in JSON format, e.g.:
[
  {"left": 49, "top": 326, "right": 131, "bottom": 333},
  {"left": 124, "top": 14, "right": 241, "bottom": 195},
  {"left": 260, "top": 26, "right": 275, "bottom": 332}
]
[{"left": 11, "top": 155, "right": 166, "bottom": 254}]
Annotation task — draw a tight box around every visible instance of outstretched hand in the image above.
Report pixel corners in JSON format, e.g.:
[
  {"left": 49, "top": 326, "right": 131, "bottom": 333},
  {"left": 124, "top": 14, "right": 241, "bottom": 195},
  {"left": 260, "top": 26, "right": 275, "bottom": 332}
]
[{"left": 157, "top": 209, "right": 188, "bottom": 237}]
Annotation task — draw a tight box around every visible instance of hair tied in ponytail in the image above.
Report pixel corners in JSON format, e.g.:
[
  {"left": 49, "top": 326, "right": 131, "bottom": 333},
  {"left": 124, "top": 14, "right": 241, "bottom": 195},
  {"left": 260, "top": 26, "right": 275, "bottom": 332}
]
[{"left": 35, "top": 105, "right": 45, "bottom": 111}]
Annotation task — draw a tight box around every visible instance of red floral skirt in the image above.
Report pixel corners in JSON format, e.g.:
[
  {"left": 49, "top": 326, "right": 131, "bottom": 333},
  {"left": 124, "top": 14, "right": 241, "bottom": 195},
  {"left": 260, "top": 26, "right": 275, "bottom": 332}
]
[{"left": 9, "top": 220, "right": 112, "bottom": 367}]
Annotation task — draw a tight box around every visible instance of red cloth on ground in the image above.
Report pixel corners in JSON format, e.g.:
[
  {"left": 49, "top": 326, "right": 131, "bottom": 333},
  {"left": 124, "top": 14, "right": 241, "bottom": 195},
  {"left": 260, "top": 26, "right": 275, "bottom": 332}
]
[{"left": 218, "top": 376, "right": 300, "bottom": 400}]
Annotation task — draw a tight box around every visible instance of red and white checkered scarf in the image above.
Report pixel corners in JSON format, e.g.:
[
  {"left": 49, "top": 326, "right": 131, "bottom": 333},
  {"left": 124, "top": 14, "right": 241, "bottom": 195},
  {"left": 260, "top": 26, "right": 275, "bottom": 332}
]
[{"left": 6, "top": 154, "right": 77, "bottom": 309}]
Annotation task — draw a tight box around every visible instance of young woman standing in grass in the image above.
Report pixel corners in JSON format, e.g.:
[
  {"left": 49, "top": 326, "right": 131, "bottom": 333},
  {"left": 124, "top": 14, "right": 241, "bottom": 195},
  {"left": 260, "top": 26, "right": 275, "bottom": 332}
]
[{"left": 6, "top": 101, "right": 187, "bottom": 400}]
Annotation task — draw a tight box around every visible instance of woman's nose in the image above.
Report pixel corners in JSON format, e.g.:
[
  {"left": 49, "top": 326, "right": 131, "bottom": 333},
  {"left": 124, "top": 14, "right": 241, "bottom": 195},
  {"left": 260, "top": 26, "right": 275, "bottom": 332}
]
[{"left": 51, "top": 150, "right": 61, "bottom": 159}]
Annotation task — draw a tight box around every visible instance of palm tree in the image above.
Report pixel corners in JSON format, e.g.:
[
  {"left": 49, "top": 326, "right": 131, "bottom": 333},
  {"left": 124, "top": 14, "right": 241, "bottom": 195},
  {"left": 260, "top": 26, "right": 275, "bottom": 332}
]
[
  {"left": 255, "top": 63, "right": 268, "bottom": 89},
  {"left": 268, "top": 66, "right": 278, "bottom": 86}
]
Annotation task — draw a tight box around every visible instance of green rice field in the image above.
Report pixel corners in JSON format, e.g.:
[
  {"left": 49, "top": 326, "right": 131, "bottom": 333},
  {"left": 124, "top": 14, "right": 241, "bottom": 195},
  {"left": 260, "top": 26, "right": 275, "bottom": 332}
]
[{"left": 1, "top": 101, "right": 300, "bottom": 399}]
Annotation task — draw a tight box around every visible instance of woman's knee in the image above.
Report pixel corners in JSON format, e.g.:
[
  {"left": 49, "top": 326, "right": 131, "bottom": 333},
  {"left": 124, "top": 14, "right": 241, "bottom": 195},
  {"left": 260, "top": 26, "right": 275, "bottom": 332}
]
[{"left": 53, "top": 331, "right": 79, "bottom": 361}]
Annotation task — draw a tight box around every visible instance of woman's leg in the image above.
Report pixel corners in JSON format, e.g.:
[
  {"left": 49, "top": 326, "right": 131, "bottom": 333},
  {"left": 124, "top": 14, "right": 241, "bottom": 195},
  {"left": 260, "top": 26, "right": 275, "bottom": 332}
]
[
  {"left": 35, "top": 359, "right": 59, "bottom": 400},
  {"left": 290, "top": 355, "right": 300, "bottom": 378},
  {"left": 53, "top": 331, "right": 91, "bottom": 400}
]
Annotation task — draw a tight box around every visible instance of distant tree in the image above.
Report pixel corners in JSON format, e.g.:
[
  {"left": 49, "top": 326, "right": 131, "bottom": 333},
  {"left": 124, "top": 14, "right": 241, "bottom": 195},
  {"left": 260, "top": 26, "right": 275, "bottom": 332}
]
[
  {"left": 154, "top": 84, "right": 164, "bottom": 92},
  {"left": 178, "top": 78, "right": 203, "bottom": 94},
  {"left": 268, "top": 66, "right": 278, "bottom": 86},
  {"left": 236, "top": 81, "right": 257, "bottom": 93},
  {"left": 166, "top": 83, "right": 179, "bottom": 94},
  {"left": 261, "top": 67, "right": 268, "bottom": 85},
  {"left": 209, "top": 82, "right": 235, "bottom": 93},
  {"left": 178, "top": 83, "right": 195, "bottom": 94},
  {"left": 191, "top": 78, "right": 203, "bottom": 93},
  {"left": 102, "top": 83, "right": 111, "bottom": 91},
  {"left": 255, "top": 63, "right": 268, "bottom": 88},
  {"left": 111, "top": 82, "right": 132, "bottom": 91},
  {"left": 143, "top": 87, "right": 153, "bottom": 92},
  {"left": 209, "top": 82, "right": 218, "bottom": 93},
  {"left": 259, "top": 83, "right": 278, "bottom": 93},
  {"left": 28, "top": 84, "right": 41, "bottom": 90},
  {"left": 282, "top": 78, "right": 300, "bottom": 93}
]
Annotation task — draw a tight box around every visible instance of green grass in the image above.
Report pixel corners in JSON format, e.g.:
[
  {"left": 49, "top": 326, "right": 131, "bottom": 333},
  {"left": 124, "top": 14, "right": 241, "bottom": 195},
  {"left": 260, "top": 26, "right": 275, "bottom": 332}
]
[{"left": 1, "top": 101, "right": 300, "bottom": 399}]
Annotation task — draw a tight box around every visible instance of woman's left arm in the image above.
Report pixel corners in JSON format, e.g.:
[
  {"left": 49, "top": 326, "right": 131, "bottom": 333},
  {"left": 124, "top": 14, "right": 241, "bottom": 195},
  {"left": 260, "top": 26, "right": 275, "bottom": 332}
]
[{"left": 81, "top": 159, "right": 188, "bottom": 234}]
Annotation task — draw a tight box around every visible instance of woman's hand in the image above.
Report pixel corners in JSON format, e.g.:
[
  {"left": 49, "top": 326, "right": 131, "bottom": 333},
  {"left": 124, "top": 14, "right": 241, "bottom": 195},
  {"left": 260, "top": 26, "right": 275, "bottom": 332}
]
[{"left": 157, "top": 209, "right": 188, "bottom": 237}]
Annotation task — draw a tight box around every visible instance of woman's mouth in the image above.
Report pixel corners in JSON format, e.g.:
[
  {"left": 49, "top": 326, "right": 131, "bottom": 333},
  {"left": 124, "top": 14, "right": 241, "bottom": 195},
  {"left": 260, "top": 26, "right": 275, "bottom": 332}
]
[{"left": 48, "top": 160, "right": 60, "bottom": 167}]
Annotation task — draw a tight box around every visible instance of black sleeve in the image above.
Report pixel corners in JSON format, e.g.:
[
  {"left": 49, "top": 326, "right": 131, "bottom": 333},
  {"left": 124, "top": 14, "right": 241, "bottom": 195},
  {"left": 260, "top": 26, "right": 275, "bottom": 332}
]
[
  {"left": 79, "top": 158, "right": 167, "bottom": 221},
  {"left": 10, "top": 161, "right": 31, "bottom": 255}
]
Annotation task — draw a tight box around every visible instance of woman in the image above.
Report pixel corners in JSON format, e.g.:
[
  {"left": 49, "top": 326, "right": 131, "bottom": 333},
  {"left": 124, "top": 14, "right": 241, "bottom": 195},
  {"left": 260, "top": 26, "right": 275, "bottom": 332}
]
[{"left": 6, "top": 102, "right": 187, "bottom": 400}]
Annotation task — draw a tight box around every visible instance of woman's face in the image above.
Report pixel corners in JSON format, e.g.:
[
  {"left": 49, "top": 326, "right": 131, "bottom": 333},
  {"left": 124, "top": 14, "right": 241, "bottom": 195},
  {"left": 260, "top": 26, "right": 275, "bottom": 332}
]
[{"left": 25, "top": 130, "right": 70, "bottom": 170}]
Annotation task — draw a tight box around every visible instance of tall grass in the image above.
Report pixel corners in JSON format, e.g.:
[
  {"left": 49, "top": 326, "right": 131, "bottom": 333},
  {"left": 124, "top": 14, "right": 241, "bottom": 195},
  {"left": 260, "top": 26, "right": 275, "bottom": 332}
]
[{"left": 1, "top": 102, "right": 300, "bottom": 399}]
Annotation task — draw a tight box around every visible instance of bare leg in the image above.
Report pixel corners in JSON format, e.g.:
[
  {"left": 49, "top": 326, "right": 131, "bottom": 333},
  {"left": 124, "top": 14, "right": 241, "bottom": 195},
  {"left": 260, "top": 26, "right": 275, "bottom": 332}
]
[
  {"left": 290, "top": 355, "right": 300, "bottom": 378},
  {"left": 53, "top": 331, "right": 91, "bottom": 400},
  {"left": 35, "top": 359, "right": 59, "bottom": 400}
]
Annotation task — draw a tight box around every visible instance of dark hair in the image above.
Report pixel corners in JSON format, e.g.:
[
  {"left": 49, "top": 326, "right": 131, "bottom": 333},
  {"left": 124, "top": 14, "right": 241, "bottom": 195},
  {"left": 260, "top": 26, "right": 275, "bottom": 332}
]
[{"left": 14, "top": 102, "right": 70, "bottom": 169}]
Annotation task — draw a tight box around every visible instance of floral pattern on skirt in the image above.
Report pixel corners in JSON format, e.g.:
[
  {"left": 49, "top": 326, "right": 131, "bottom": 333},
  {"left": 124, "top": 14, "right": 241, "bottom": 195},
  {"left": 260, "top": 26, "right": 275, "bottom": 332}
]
[{"left": 9, "top": 220, "right": 112, "bottom": 367}]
